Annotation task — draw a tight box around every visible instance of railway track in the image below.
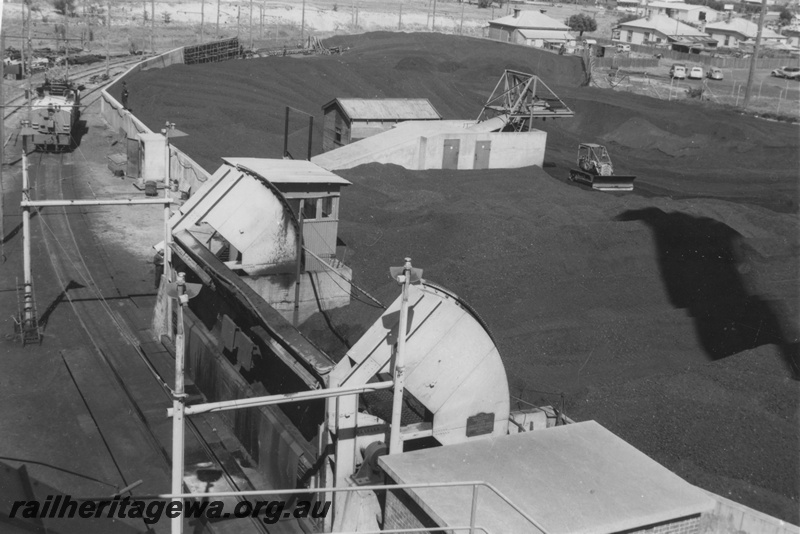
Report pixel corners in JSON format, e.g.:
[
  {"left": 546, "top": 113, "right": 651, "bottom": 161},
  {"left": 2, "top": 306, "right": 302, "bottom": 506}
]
[
  {"left": 3, "top": 55, "right": 147, "bottom": 122},
  {"left": 21, "top": 111, "right": 271, "bottom": 534}
]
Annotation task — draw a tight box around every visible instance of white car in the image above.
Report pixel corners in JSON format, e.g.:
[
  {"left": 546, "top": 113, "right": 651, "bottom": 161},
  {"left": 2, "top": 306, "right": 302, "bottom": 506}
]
[
  {"left": 771, "top": 66, "right": 800, "bottom": 80},
  {"left": 688, "top": 66, "right": 703, "bottom": 79},
  {"left": 706, "top": 67, "right": 723, "bottom": 80},
  {"left": 669, "top": 64, "right": 686, "bottom": 79}
]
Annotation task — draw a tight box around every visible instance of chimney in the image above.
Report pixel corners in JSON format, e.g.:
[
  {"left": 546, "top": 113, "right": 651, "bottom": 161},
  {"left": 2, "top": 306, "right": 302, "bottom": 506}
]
[{"left": 514, "top": 8, "right": 521, "bottom": 18}]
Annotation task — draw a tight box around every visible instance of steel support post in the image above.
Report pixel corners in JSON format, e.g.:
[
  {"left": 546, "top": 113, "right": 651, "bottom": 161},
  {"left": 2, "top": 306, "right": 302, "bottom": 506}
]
[
  {"left": 389, "top": 258, "right": 412, "bottom": 454},
  {"left": 170, "top": 273, "right": 187, "bottom": 534}
]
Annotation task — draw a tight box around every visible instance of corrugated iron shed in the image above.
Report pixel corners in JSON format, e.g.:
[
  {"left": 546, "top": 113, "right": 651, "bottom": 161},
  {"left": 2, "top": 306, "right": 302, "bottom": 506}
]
[{"left": 323, "top": 98, "right": 442, "bottom": 122}]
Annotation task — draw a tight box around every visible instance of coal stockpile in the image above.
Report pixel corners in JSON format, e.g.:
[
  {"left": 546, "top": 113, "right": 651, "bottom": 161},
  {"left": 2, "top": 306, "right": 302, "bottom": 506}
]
[{"left": 124, "top": 32, "right": 799, "bottom": 523}]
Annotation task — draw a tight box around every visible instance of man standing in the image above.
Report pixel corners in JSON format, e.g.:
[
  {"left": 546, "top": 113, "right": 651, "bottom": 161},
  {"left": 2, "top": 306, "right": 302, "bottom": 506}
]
[{"left": 121, "top": 81, "right": 129, "bottom": 109}]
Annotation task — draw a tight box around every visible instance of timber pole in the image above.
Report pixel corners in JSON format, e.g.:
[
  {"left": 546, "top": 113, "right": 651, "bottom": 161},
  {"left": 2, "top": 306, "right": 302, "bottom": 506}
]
[{"left": 742, "top": 0, "right": 768, "bottom": 109}]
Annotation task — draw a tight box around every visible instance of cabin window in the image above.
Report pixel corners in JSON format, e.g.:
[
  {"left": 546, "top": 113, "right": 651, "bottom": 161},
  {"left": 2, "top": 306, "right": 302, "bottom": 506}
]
[
  {"left": 303, "top": 200, "right": 317, "bottom": 220},
  {"left": 699, "top": 11, "right": 706, "bottom": 21},
  {"left": 335, "top": 127, "right": 342, "bottom": 143},
  {"left": 724, "top": 35, "right": 730, "bottom": 46},
  {"left": 626, "top": 32, "right": 632, "bottom": 43},
  {"left": 321, "top": 197, "right": 334, "bottom": 219}
]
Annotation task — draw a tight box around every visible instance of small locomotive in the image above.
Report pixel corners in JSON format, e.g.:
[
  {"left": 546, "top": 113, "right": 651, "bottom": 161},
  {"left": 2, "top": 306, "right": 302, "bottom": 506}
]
[{"left": 30, "top": 73, "right": 83, "bottom": 151}]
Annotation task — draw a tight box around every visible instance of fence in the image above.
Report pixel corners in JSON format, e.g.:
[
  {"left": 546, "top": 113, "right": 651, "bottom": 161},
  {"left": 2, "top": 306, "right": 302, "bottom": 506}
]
[
  {"left": 184, "top": 37, "right": 241, "bottom": 65},
  {"left": 594, "top": 38, "right": 796, "bottom": 69}
]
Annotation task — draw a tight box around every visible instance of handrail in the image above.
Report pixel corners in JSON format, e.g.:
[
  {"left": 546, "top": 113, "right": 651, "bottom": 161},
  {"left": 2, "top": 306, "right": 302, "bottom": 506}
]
[{"left": 78, "top": 480, "right": 548, "bottom": 534}]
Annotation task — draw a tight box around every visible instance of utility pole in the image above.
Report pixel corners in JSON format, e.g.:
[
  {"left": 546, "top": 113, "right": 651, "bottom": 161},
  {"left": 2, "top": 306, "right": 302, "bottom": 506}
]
[
  {"left": 151, "top": 0, "right": 156, "bottom": 53},
  {"left": 200, "top": 0, "right": 205, "bottom": 43},
  {"left": 742, "top": 0, "right": 767, "bottom": 109},
  {"left": 105, "top": 1, "right": 110, "bottom": 78},
  {"left": 0, "top": 32, "right": 5, "bottom": 263},
  {"left": 432, "top": 0, "right": 437, "bottom": 31},
  {"left": 216, "top": 0, "right": 221, "bottom": 39},
  {"left": 27, "top": 1, "right": 32, "bottom": 121},
  {"left": 249, "top": 0, "right": 253, "bottom": 49},
  {"left": 20, "top": 1, "right": 26, "bottom": 83},
  {"left": 237, "top": 5, "right": 240, "bottom": 38},
  {"left": 460, "top": 1, "right": 465, "bottom": 34},
  {"left": 301, "top": 0, "right": 306, "bottom": 44}
]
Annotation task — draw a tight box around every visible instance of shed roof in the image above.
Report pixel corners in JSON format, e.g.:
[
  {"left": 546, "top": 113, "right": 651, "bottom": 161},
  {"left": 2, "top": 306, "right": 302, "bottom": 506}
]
[
  {"left": 323, "top": 98, "right": 442, "bottom": 121},
  {"left": 516, "top": 29, "right": 575, "bottom": 41},
  {"left": 705, "top": 18, "right": 785, "bottom": 39},
  {"left": 489, "top": 10, "right": 570, "bottom": 30},
  {"left": 616, "top": 14, "right": 708, "bottom": 37},
  {"left": 221, "top": 158, "right": 351, "bottom": 186},
  {"left": 647, "top": 1, "right": 717, "bottom": 11},
  {"left": 380, "top": 421, "right": 716, "bottom": 534}
]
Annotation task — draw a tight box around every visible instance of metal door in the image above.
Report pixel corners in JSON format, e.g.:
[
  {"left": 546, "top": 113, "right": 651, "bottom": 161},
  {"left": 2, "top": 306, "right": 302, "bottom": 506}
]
[
  {"left": 474, "top": 140, "right": 491, "bottom": 170},
  {"left": 442, "top": 139, "right": 460, "bottom": 170},
  {"left": 128, "top": 137, "right": 141, "bottom": 178}
]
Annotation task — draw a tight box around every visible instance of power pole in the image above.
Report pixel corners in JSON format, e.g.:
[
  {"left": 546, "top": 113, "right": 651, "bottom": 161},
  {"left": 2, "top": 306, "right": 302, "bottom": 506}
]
[
  {"left": 0, "top": 32, "right": 5, "bottom": 263},
  {"left": 237, "top": 5, "right": 240, "bottom": 38},
  {"left": 151, "top": 0, "right": 156, "bottom": 53},
  {"left": 216, "top": 0, "right": 221, "bottom": 39},
  {"left": 249, "top": 0, "right": 253, "bottom": 49},
  {"left": 432, "top": 0, "right": 437, "bottom": 31},
  {"left": 301, "top": 0, "right": 306, "bottom": 43},
  {"left": 105, "top": 1, "right": 110, "bottom": 78},
  {"left": 742, "top": 0, "right": 768, "bottom": 109},
  {"left": 200, "top": 0, "right": 205, "bottom": 43}
]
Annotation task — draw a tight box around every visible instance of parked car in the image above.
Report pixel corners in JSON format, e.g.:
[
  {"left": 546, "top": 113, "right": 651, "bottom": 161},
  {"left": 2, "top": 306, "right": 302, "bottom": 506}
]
[
  {"left": 771, "top": 66, "right": 800, "bottom": 79},
  {"left": 706, "top": 67, "right": 723, "bottom": 80},
  {"left": 670, "top": 64, "right": 687, "bottom": 79},
  {"left": 688, "top": 66, "right": 703, "bottom": 79},
  {"left": 616, "top": 43, "right": 631, "bottom": 53}
]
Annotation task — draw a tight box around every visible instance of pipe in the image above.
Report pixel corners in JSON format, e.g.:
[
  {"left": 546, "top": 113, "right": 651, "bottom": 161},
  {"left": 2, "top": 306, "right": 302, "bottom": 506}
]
[
  {"left": 168, "top": 381, "right": 394, "bottom": 417},
  {"left": 22, "top": 198, "right": 174, "bottom": 207}
]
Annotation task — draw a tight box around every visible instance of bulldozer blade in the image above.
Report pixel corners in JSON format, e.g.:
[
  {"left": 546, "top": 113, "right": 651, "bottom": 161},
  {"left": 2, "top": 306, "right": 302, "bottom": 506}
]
[
  {"left": 590, "top": 175, "right": 636, "bottom": 192},
  {"left": 569, "top": 169, "right": 635, "bottom": 192}
]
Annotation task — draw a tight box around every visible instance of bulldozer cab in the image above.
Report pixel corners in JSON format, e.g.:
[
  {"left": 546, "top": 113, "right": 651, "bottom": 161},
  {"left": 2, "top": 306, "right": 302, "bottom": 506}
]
[{"left": 577, "top": 143, "right": 613, "bottom": 176}]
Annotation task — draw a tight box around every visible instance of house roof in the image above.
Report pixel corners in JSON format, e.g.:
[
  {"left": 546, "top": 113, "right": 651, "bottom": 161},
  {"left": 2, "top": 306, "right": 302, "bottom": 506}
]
[
  {"left": 516, "top": 29, "right": 575, "bottom": 41},
  {"left": 647, "top": 1, "right": 717, "bottom": 12},
  {"left": 322, "top": 98, "right": 442, "bottom": 121},
  {"left": 705, "top": 18, "right": 785, "bottom": 39},
  {"left": 221, "top": 158, "right": 351, "bottom": 185},
  {"left": 616, "top": 14, "right": 708, "bottom": 37},
  {"left": 379, "top": 421, "right": 716, "bottom": 534},
  {"left": 488, "top": 10, "right": 570, "bottom": 30}
]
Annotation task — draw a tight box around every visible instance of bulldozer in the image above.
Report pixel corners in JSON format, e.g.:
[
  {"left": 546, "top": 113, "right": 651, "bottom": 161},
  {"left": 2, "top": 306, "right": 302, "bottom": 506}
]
[{"left": 568, "top": 143, "right": 636, "bottom": 192}]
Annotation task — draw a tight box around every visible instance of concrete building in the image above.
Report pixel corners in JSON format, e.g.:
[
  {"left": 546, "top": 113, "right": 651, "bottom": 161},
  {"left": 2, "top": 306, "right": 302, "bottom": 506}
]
[
  {"left": 321, "top": 98, "right": 441, "bottom": 152},
  {"left": 312, "top": 120, "right": 548, "bottom": 171},
  {"left": 380, "top": 421, "right": 716, "bottom": 533},
  {"left": 613, "top": 14, "right": 717, "bottom": 47},
  {"left": 705, "top": 17, "right": 788, "bottom": 47},
  {"left": 646, "top": 1, "right": 721, "bottom": 24},
  {"left": 168, "top": 157, "right": 353, "bottom": 323},
  {"left": 488, "top": 8, "right": 575, "bottom": 49}
]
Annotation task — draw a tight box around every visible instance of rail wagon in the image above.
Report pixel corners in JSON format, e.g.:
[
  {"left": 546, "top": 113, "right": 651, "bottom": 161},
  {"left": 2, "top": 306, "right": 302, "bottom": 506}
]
[{"left": 30, "top": 76, "right": 82, "bottom": 151}]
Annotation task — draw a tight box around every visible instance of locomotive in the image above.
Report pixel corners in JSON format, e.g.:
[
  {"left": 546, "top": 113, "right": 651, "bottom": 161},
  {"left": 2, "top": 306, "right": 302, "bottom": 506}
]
[{"left": 29, "top": 74, "right": 82, "bottom": 151}]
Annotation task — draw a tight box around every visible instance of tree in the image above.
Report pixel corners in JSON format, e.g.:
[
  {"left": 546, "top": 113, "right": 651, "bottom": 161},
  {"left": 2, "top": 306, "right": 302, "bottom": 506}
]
[
  {"left": 778, "top": 8, "right": 794, "bottom": 26},
  {"left": 617, "top": 13, "right": 640, "bottom": 24},
  {"left": 567, "top": 13, "right": 598, "bottom": 37},
  {"left": 52, "top": 0, "right": 76, "bottom": 16}
]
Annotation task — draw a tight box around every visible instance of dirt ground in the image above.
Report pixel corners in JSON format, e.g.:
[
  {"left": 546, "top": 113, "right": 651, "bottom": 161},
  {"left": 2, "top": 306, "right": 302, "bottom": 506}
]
[{"left": 116, "top": 31, "right": 799, "bottom": 524}]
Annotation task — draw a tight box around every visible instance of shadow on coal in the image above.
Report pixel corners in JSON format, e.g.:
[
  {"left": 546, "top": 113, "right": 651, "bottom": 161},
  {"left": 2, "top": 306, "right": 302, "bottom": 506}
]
[{"left": 616, "top": 208, "right": 798, "bottom": 378}]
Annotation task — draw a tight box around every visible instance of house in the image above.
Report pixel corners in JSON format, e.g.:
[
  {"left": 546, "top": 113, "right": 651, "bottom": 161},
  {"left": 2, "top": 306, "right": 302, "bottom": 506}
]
[
  {"left": 488, "top": 8, "right": 575, "bottom": 49},
  {"left": 705, "top": 16, "right": 788, "bottom": 48},
  {"left": 321, "top": 98, "right": 441, "bottom": 153},
  {"left": 782, "top": 27, "right": 800, "bottom": 47},
  {"left": 613, "top": 14, "right": 717, "bottom": 49},
  {"left": 645, "top": 1, "right": 720, "bottom": 24}
]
